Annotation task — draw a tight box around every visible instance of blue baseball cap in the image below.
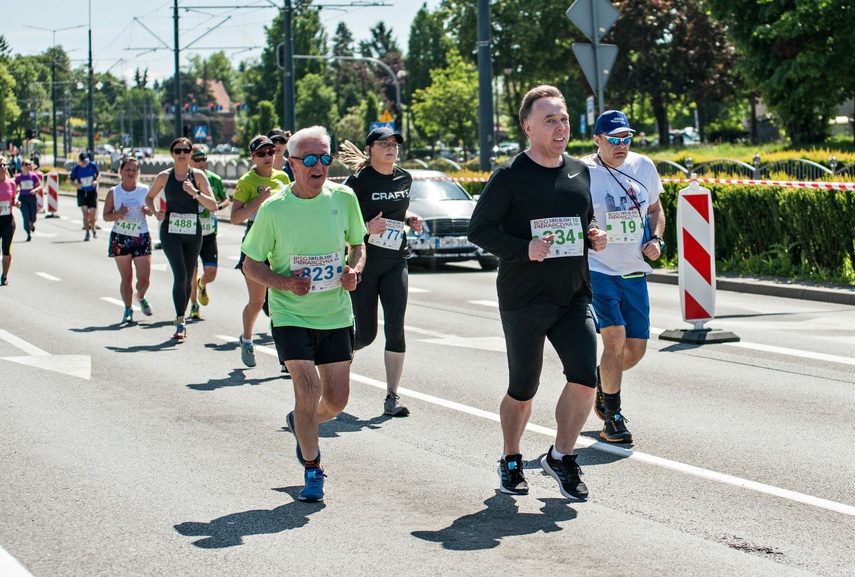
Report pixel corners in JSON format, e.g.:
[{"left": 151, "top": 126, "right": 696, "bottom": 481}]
[{"left": 593, "top": 110, "right": 636, "bottom": 135}]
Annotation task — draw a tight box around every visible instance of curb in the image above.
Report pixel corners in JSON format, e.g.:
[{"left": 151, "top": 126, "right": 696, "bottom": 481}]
[{"left": 648, "top": 270, "right": 855, "bottom": 306}]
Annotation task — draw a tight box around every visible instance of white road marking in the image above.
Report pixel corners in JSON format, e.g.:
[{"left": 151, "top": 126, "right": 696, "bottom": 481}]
[
  {"left": 0, "top": 329, "right": 49, "bottom": 356},
  {"left": 408, "top": 287, "right": 429, "bottom": 293},
  {"left": 349, "top": 372, "right": 855, "bottom": 518},
  {"left": 35, "top": 272, "right": 61, "bottom": 281},
  {"left": 469, "top": 300, "right": 498, "bottom": 307},
  {"left": 101, "top": 297, "right": 140, "bottom": 312},
  {"left": 0, "top": 545, "right": 34, "bottom": 577},
  {"left": 0, "top": 330, "right": 91, "bottom": 380},
  {"left": 32, "top": 232, "right": 58, "bottom": 238}
]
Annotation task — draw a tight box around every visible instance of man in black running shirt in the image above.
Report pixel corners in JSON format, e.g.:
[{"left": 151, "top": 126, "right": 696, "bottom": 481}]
[{"left": 469, "top": 85, "right": 607, "bottom": 501}]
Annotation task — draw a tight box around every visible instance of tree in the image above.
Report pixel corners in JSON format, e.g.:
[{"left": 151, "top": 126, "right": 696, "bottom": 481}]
[
  {"left": 608, "top": 0, "right": 738, "bottom": 143},
  {"left": 359, "top": 22, "right": 400, "bottom": 58},
  {"left": 247, "top": 100, "right": 277, "bottom": 141},
  {"left": 706, "top": 0, "right": 855, "bottom": 144},
  {"left": 295, "top": 73, "right": 339, "bottom": 131},
  {"left": 410, "top": 49, "right": 479, "bottom": 152},
  {"left": 330, "top": 22, "right": 371, "bottom": 118},
  {"left": 443, "top": 0, "right": 583, "bottom": 145},
  {"left": 407, "top": 4, "right": 450, "bottom": 95}
]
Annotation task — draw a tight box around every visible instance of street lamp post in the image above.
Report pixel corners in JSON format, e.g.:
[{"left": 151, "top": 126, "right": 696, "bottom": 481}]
[
  {"left": 87, "top": 0, "right": 95, "bottom": 153},
  {"left": 23, "top": 24, "right": 85, "bottom": 164}
]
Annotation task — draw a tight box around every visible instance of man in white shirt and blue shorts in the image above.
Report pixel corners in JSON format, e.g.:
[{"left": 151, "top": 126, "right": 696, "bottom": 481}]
[{"left": 582, "top": 110, "right": 666, "bottom": 444}]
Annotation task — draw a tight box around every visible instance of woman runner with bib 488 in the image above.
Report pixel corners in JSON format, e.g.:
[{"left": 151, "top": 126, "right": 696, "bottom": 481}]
[{"left": 145, "top": 137, "right": 219, "bottom": 340}]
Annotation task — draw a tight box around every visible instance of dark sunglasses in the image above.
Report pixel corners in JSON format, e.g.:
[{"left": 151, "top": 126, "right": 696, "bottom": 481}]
[
  {"left": 271, "top": 138, "right": 288, "bottom": 145},
  {"left": 191, "top": 156, "right": 207, "bottom": 162},
  {"left": 605, "top": 136, "right": 633, "bottom": 146},
  {"left": 291, "top": 154, "right": 332, "bottom": 167},
  {"left": 172, "top": 147, "right": 192, "bottom": 154},
  {"left": 252, "top": 149, "right": 276, "bottom": 158}
]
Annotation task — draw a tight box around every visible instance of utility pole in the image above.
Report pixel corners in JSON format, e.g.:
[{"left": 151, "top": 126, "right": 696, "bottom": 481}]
[
  {"left": 477, "top": 0, "right": 494, "bottom": 171},
  {"left": 173, "top": 0, "right": 183, "bottom": 138},
  {"left": 87, "top": 0, "right": 95, "bottom": 153},
  {"left": 282, "top": 0, "right": 296, "bottom": 131}
]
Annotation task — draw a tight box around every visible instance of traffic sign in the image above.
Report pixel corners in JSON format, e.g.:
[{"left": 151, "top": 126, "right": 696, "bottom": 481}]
[
  {"left": 370, "top": 121, "right": 395, "bottom": 132},
  {"left": 566, "top": 0, "right": 620, "bottom": 43},
  {"left": 572, "top": 43, "right": 619, "bottom": 97},
  {"left": 586, "top": 96, "right": 595, "bottom": 126},
  {"left": 379, "top": 110, "right": 394, "bottom": 123},
  {"left": 194, "top": 126, "right": 208, "bottom": 140}
]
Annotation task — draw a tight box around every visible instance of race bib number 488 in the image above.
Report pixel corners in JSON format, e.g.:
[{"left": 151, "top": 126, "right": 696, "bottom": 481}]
[
  {"left": 291, "top": 252, "right": 344, "bottom": 292},
  {"left": 530, "top": 216, "right": 584, "bottom": 257}
]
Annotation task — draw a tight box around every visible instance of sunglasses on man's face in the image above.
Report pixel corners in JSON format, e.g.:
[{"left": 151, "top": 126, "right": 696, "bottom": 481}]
[
  {"left": 192, "top": 156, "right": 207, "bottom": 162},
  {"left": 605, "top": 136, "right": 633, "bottom": 146},
  {"left": 172, "top": 147, "right": 192, "bottom": 155},
  {"left": 252, "top": 149, "right": 276, "bottom": 158},
  {"left": 291, "top": 154, "right": 332, "bottom": 168}
]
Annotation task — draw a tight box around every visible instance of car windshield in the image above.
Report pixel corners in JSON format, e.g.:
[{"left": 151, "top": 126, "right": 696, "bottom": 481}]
[{"left": 410, "top": 179, "right": 472, "bottom": 201}]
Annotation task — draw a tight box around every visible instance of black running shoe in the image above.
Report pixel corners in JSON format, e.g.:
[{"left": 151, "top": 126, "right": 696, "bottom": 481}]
[
  {"left": 593, "top": 365, "right": 605, "bottom": 421},
  {"left": 601, "top": 413, "right": 633, "bottom": 443},
  {"left": 541, "top": 448, "right": 588, "bottom": 500},
  {"left": 498, "top": 454, "right": 529, "bottom": 495}
]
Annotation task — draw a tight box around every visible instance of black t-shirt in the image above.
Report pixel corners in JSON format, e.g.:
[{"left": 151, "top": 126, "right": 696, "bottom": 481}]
[
  {"left": 468, "top": 152, "right": 597, "bottom": 311},
  {"left": 344, "top": 165, "right": 412, "bottom": 260},
  {"left": 164, "top": 168, "right": 200, "bottom": 215}
]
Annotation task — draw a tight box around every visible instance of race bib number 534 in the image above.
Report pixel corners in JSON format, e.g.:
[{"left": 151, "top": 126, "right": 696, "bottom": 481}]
[
  {"left": 291, "top": 252, "right": 344, "bottom": 292},
  {"left": 530, "top": 216, "right": 584, "bottom": 257}
]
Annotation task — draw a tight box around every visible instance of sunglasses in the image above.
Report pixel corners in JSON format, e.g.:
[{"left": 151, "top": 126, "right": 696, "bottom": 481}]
[
  {"left": 291, "top": 154, "right": 333, "bottom": 167},
  {"left": 374, "top": 141, "right": 399, "bottom": 149},
  {"left": 605, "top": 136, "right": 633, "bottom": 146},
  {"left": 252, "top": 149, "right": 276, "bottom": 158},
  {"left": 191, "top": 156, "right": 207, "bottom": 162},
  {"left": 172, "top": 147, "right": 192, "bottom": 154},
  {"left": 271, "top": 138, "right": 288, "bottom": 145}
]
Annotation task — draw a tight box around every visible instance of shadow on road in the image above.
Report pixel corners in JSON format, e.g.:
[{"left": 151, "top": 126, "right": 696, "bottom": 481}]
[
  {"left": 173, "top": 487, "right": 322, "bottom": 548},
  {"left": 411, "top": 491, "right": 576, "bottom": 550},
  {"left": 187, "top": 368, "right": 282, "bottom": 391}
]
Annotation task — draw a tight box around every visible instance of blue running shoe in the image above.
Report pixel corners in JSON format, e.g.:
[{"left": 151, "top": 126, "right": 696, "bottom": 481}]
[{"left": 298, "top": 467, "right": 326, "bottom": 502}]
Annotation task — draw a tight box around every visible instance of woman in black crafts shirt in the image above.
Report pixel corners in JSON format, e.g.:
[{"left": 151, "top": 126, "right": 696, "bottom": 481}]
[{"left": 340, "top": 127, "right": 423, "bottom": 416}]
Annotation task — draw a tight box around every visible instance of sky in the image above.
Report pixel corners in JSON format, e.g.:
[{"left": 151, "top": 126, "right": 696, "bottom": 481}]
[{"left": 4, "top": 0, "right": 442, "bottom": 83}]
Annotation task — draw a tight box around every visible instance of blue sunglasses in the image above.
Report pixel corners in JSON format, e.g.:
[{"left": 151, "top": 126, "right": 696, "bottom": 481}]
[
  {"left": 605, "top": 136, "right": 633, "bottom": 146},
  {"left": 292, "top": 154, "right": 333, "bottom": 167}
]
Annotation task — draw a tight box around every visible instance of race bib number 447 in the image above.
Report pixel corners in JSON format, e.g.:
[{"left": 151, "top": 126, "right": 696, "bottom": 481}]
[
  {"left": 367, "top": 218, "right": 404, "bottom": 250},
  {"left": 530, "top": 216, "right": 584, "bottom": 257},
  {"left": 291, "top": 252, "right": 344, "bottom": 292}
]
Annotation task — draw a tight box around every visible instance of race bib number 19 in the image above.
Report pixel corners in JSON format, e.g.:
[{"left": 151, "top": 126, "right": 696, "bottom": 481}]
[
  {"left": 606, "top": 210, "right": 644, "bottom": 243},
  {"left": 367, "top": 218, "right": 404, "bottom": 250},
  {"left": 291, "top": 252, "right": 344, "bottom": 292},
  {"left": 530, "top": 216, "right": 584, "bottom": 257}
]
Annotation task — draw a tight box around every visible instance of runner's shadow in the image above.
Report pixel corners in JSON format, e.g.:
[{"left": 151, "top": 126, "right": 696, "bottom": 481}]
[
  {"left": 411, "top": 492, "right": 576, "bottom": 550},
  {"left": 188, "top": 368, "right": 282, "bottom": 391},
  {"left": 566, "top": 441, "right": 631, "bottom": 466},
  {"left": 276, "top": 411, "right": 389, "bottom": 441},
  {"left": 173, "top": 487, "right": 322, "bottom": 549},
  {"left": 69, "top": 323, "right": 129, "bottom": 333}
]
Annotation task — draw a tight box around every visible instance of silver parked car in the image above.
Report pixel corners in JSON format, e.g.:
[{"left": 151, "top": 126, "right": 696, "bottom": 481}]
[{"left": 406, "top": 169, "right": 499, "bottom": 270}]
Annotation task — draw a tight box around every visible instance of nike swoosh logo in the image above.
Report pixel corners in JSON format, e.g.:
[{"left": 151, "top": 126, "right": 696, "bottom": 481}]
[{"left": 568, "top": 172, "right": 581, "bottom": 179}]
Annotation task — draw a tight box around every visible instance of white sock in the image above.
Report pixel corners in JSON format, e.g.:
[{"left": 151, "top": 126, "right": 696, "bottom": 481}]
[
  {"left": 551, "top": 446, "right": 566, "bottom": 460},
  {"left": 240, "top": 336, "right": 252, "bottom": 344}
]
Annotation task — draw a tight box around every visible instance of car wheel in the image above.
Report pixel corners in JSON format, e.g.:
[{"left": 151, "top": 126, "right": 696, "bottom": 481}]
[{"left": 479, "top": 257, "right": 499, "bottom": 271}]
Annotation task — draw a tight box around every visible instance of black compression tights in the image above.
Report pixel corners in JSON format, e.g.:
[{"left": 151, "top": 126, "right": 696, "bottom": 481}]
[{"left": 160, "top": 221, "right": 202, "bottom": 318}]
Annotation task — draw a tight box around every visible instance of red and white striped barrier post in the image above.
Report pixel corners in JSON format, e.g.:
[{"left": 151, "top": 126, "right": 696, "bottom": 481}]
[
  {"left": 676, "top": 174, "right": 715, "bottom": 329},
  {"left": 44, "top": 170, "right": 59, "bottom": 218},
  {"left": 660, "top": 174, "right": 739, "bottom": 344}
]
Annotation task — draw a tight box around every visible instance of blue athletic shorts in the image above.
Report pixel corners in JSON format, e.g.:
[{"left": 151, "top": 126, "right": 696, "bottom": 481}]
[{"left": 590, "top": 270, "right": 650, "bottom": 339}]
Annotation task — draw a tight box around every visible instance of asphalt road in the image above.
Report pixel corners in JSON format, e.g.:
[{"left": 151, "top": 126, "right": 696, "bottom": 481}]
[{"left": 1, "top": 198, "right": 853, "bottom": 576}]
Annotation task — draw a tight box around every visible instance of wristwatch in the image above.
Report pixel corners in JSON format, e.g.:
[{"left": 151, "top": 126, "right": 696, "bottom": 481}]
[{"left": 650, "top": 235, "right": 665, "bottom": 250}]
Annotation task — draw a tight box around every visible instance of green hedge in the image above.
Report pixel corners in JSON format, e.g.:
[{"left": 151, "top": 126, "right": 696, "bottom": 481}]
[{"left": 659, "top": 183, "right": 855, "bottom": 284}]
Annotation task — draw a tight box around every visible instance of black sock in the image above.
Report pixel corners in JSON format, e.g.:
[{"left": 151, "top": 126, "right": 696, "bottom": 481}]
[{"left": 603, "top": 391, "right": 621, "bottom": 415}]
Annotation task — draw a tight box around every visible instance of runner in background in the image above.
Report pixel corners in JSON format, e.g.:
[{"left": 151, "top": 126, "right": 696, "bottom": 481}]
[
  {"left": 102, "top": 157, "right": 154, "bottom": 324},
  {"left": 145, "top": 138, "right": 219, "bottom": 340},
  {"left": 0, "top": 159, "right": 20, "bottom": 285},
  {"left": 70, "top": 152, "right": 100, "bottom": 241},
  {"left": 188, "top": 145, "right": 230, "bottom": 321},
  {"left": 14, "top": 159, "right": 42, "bottom": 242},
  {"left": 230, "top": 135, "right": 291, "bottom": 366},
  {"left": 268, "top": 128, "right": 294, "bottom": 181}
]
